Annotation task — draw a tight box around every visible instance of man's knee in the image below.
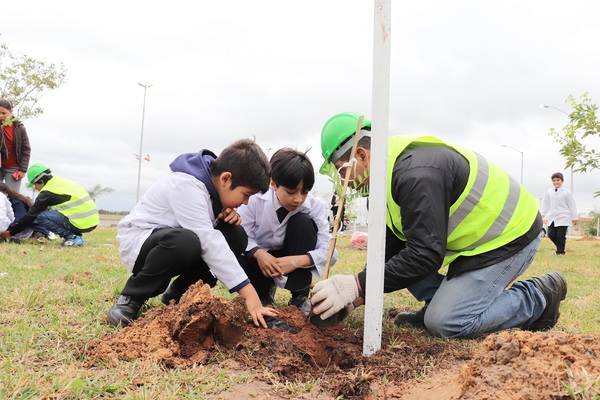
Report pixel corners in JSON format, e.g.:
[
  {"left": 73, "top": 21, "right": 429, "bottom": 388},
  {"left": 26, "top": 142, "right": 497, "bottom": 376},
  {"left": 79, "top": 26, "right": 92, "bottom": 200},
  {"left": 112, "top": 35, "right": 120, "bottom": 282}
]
[
  {"left": 424, "top": 311, "right": 478, "bottom": 338},
  {"left": 35, "top": 211, "right": 51, "bottom": 223}
]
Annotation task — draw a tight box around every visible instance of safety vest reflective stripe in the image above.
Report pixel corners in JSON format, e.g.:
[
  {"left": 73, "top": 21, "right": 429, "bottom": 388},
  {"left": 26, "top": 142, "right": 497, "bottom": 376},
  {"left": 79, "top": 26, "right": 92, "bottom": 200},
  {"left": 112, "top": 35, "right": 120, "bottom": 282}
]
[
  {"left": 67, "top": 208, "right": 100, "bottom": 220},
  {"left": 447, "top": 153, "right": 522, "bottom": 250},
  {"left": 463, "top": 175, "right": 521, "bottom": 251},
  {"left": 386, "top": 135, "right": 538, "bottom": 265},
  {"left": 447, "top": 152, "right": 489, "bottom": 236},
  {"left": 53, "top": 196, "right": 94, "bottom": 212}
]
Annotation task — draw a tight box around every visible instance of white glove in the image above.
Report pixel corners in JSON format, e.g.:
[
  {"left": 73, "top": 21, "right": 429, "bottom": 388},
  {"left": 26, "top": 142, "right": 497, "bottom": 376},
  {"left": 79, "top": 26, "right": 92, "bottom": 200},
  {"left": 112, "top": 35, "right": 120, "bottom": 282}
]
[{"left": 311, "top": 275, "right": 359, "bottom": 320}]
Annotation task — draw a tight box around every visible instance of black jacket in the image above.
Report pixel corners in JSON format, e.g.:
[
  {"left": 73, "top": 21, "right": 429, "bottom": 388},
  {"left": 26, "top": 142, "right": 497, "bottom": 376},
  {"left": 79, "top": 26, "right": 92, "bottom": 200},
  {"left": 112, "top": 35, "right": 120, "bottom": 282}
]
[{"left": 356, "top": 145, "right": 541, "bottom": 295}]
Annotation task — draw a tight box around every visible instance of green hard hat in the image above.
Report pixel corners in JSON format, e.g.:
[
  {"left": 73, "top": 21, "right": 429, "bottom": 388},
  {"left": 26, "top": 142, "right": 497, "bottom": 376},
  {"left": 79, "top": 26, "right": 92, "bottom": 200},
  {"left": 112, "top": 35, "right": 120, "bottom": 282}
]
[
  {"left": 319, "top": 112, "right": 371, "bottom": 174},
  {"left": 27, "top": 163, "right": 51, "bottom": 187}
]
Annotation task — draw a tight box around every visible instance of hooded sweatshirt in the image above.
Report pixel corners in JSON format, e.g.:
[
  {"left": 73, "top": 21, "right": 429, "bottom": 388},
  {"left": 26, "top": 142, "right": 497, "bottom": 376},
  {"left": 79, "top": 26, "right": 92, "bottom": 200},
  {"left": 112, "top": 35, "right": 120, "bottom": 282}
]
[
  {"left": 116, "top": 149, "right": 250, "bottom": 292},
  {"left": 169, "top": 150, "right": 223, "bottom": 218}
]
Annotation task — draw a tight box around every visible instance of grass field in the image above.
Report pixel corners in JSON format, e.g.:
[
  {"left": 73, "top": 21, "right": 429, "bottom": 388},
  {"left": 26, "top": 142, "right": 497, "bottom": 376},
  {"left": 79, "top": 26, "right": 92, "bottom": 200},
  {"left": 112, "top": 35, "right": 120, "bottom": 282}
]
[{"left": 0, "top": 227, "right": 599, "bottom": 399}]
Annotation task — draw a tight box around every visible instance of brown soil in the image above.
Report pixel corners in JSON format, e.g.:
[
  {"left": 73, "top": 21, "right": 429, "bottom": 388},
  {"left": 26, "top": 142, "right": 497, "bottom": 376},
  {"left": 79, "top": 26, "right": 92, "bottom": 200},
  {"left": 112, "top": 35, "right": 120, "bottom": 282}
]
[{"left": 87, "top": 282, "right": 600, "bottom": 399}]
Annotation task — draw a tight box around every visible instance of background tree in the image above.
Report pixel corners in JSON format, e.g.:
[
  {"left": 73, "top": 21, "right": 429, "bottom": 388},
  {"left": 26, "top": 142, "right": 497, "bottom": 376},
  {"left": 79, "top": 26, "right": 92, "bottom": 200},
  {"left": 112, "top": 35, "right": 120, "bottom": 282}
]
[
  {"left": 549, "top": 92, "right": 600, "bottom": 196},
  {"left": 87, "top": 184, "right": 115, "bottom": 201},
  {"left": 0, "top": 40, "right": 68, "bottom": 120}
]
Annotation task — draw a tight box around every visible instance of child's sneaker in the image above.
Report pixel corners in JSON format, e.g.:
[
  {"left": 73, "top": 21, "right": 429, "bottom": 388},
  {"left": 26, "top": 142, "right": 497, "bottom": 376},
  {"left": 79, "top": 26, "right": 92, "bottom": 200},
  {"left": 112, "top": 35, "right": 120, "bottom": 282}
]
[
  {"left": 289, "top": 294, "right": 312, "bottom": 316},
  {"left": 62, "top": 235, "right": 84, "bottom": 247}
]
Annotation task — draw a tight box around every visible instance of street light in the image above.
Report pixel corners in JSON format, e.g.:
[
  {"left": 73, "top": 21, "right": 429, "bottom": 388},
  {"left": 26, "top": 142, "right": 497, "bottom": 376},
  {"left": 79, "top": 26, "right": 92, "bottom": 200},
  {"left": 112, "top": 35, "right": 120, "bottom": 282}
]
[
  {"left": 540, "top": 104, "right": 574, "bottom": 193},
  {"left": 540, "top": 104, "right": 570, "bottom": 116},
  {"left": 501, "top": 144, "right": 524, "bottom": 184},
  {"left": 136, "top": 83, "right": 152, "bottom": 204}
]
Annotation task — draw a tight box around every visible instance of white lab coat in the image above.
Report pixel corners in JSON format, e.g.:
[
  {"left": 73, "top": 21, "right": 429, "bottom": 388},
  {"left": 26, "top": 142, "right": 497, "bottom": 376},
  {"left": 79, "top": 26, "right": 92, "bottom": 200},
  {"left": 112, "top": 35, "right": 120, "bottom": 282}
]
[
  {"left": 540, "top": 186, "right": 578, "bottom": 227},
  {"left": 238, "top": 188, "right": 337, "bottom": 288},
  {"left": 116, "top": 172, "right": 248, "bottom": 291},
  {"left": 0, "top": 193, "right": 14, "bottom": 231}
]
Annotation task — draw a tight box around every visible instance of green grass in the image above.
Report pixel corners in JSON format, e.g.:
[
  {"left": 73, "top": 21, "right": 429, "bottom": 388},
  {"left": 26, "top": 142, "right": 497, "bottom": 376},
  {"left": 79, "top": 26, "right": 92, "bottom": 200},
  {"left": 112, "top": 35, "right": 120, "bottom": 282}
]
[{"left": 0, "top": 228, "right": 599, "bottom": 399}]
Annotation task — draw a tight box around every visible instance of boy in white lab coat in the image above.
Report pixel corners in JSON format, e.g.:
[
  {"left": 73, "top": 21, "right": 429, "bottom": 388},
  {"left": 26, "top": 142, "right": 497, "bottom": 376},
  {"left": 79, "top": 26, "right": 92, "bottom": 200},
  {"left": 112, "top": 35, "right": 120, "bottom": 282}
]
[
  {"left": 237, "top": 148, "right": 337, "bottom": 314},
  {"left": 108, "top": 139, "right": 278, "bottom": 328}
]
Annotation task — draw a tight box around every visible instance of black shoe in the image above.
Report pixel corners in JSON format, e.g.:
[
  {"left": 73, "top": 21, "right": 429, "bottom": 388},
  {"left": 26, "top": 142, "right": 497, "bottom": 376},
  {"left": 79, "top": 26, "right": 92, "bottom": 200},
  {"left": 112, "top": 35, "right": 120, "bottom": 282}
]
[
  {"left": 161, "top": 284, "right": 183, "bottom": 305},
  {"left": 393, "top": 306, "right": 427, "bottom": 327},
  {"left": 289, "top": 294, "right": 311, "bottom": 316},
  {"left": 523, "top": 271, "right": 567, "bottom": 331},
  {"left": 264, "top": 316, "right": 299, "bottom": 334},
  {"left": 107, "top": 295, "right": 145, "bottom": 327}
]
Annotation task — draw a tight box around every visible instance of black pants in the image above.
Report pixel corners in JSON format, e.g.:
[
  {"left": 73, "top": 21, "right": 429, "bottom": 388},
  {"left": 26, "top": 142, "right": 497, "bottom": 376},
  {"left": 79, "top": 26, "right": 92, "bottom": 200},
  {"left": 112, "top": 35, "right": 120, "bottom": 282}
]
[
  {"left": 547, "top": 222, "right": 568, "bottom": 254},
  {"left": 120, "top": 223, "right": 247, "bottom": 300},
  {"left": 238, "top": 212, "right": 317, "bottom": 301}
]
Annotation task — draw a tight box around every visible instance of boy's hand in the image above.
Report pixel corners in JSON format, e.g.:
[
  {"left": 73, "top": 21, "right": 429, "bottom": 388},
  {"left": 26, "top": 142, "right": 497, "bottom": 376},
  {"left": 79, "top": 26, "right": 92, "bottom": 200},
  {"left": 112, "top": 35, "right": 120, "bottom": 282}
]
[
  {"left": 254, "top": 249, "right": 284, "bottom": 278},
  {"left": 218, "top": 208, "right": 241, "bottom": 225},
  {"left": 276, "top": 255, "right": 311, "bottom": 275},
  {"left": 0, "top": 231, "right": 10, "bottom": 241},
  {"left": 238, "top": 285, "right": 278, "bottom": 328}
]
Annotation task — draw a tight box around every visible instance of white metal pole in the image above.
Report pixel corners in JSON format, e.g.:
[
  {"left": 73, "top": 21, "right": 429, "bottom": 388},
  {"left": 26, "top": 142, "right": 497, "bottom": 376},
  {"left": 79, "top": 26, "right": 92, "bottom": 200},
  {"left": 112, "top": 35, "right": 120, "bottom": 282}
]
[{"left": 363, "top": 0, "right": 391, "bottom": 356}]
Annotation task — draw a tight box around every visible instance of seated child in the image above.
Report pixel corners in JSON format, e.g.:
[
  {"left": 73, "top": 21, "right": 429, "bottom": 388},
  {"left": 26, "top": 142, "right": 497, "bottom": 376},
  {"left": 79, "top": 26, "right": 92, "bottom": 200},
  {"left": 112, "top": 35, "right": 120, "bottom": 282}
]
[
  {"left": 237, "top": 148, "right": 337, "bottom": 315},
  {"left": 0, "top": 183, "right": 51, "bottom": 242},
  {"left": 0, "top": 187, "right": 13, "bottom": 232},
  {"left": 107, "top": 138, "right": 278, "bottom": 328}
]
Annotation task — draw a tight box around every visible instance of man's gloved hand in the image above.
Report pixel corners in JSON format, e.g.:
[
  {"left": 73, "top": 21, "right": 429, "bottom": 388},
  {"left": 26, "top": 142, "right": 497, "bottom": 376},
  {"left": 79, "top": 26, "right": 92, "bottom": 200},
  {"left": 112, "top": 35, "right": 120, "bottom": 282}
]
[{"left": 311, "top": 275, "right": 359, "bottom": 320}]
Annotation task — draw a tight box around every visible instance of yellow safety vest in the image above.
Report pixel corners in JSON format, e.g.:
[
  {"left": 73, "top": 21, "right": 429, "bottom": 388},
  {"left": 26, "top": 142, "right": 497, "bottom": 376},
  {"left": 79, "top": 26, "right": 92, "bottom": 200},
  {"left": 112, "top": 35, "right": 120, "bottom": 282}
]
[
  {"left": 41, "top": 176, "right": 99, "bottom": 229},
  {"left": 386, "top": 136, "right": 538, "bottom": 266}
]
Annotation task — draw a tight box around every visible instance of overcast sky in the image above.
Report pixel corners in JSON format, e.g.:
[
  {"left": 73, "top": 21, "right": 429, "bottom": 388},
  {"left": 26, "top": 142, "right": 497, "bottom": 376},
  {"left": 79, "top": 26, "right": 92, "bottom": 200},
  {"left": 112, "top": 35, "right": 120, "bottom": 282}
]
[{"left": 2, "top": 0, "right": 599, "bottom": 215}]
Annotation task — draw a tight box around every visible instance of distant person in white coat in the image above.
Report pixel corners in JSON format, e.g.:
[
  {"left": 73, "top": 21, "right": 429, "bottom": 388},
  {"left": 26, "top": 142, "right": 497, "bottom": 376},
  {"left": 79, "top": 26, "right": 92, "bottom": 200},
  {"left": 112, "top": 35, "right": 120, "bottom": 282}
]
[{"left": 541, "top": 172, "right": 578, "bottom": 255}]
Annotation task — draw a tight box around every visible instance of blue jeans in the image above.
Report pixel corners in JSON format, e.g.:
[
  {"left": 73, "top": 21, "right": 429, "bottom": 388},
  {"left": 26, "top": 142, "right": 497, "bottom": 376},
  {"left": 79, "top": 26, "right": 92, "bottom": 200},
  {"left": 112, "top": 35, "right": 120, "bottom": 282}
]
[
  {"left": 35, "top": 210, "right": 80, "bottom": 238},
  {"left": 407, "top": 235, "right": 545, "bottom": 338}
]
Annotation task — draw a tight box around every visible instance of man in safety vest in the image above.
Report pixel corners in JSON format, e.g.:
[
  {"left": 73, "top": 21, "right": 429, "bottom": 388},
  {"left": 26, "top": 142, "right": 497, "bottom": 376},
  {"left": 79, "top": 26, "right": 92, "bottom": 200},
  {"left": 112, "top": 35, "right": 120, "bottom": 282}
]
[
  {"left": 310, "top": 112, "right": 567, "bottom": 338},
  {"left": 0, "top": 163, "right": 99, "bottom": 246}
]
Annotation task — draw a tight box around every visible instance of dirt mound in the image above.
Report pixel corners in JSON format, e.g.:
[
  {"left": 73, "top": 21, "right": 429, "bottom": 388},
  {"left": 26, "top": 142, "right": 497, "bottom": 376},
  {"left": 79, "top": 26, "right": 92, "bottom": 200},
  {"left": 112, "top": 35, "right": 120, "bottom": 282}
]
[
  {"left": 578, "top": 235, "right": 600, "bottom": 241},
  {"left": 403, "top": 330, "right": 600, "bottom": 399},
  {"left": 87, "top": 282, "right": 470, "bottom": 398},
  {"left": 457, "top": 330, "right": 600, "bottom": 399},
  {"left": 87, "top": 282, "right": 600, "bottom": 399}
]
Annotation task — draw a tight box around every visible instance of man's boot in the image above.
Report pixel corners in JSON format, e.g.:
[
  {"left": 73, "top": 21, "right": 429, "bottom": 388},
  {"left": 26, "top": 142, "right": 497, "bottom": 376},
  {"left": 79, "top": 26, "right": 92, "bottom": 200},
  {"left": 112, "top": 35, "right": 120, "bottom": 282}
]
[
  {"left": 522, "top": 271, "right": 567, "bottom": 331},
  {"left": 393, "top": 305, "right": 427, "bottom": 328}
]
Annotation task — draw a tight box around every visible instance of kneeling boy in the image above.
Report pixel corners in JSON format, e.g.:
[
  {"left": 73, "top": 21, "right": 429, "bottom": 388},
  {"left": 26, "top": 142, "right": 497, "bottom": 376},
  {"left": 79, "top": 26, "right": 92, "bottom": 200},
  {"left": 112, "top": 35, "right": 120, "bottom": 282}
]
[
  {"left": 237, "top": 148, "right": 337, "bottom": 314},
  {"left": 108, "top": 139, "right": 277, "bottom": 328}
]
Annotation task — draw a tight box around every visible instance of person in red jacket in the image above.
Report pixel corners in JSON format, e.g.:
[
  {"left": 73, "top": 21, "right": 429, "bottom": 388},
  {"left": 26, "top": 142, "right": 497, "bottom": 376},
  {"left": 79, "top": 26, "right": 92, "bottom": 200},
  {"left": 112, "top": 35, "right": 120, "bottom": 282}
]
[{"left": 0, "top": 99, "right": 31, "bottom": 192}]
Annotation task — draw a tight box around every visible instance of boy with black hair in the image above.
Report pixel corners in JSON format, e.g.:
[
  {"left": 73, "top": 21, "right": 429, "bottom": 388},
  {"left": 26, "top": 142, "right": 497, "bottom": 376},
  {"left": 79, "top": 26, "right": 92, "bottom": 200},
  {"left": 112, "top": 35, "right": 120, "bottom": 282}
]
[
  {"left": 107, "top": 138, "right": 278, "bottom": 328},
  {"left": 237, "top": 147, "right": 336, "bottom": 315},
  {"left": 541, "top": 172, "right": 578, "bottom": 255}
]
